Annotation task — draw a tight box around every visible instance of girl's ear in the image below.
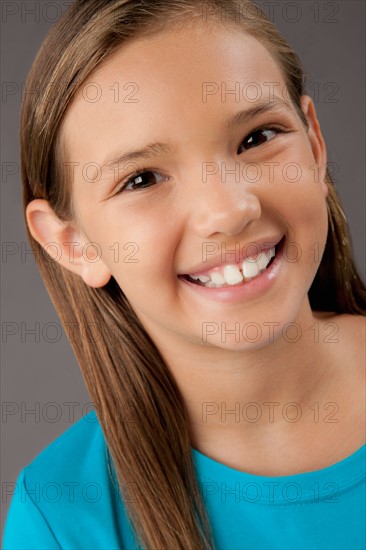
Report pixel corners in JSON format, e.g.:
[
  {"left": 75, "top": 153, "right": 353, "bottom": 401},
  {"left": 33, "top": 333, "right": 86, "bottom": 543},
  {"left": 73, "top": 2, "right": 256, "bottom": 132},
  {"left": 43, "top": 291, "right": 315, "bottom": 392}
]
[
  {"left": 25, "top": 199, "right": 112, "bottom": 288},
  {"left": 300, "top": 95, "right": 329, "bottom": 199}
]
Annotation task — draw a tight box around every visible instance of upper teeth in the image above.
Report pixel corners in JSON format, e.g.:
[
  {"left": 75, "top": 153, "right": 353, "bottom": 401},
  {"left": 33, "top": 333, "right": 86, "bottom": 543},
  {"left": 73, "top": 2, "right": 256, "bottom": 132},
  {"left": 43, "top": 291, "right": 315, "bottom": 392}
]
[{"left": 189, "top": 247, "right": 275, "bottom": 286}]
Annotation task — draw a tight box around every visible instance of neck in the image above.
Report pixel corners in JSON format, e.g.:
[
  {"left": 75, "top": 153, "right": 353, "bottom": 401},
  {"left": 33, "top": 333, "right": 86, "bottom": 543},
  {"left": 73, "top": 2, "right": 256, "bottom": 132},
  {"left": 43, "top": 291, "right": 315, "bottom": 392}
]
[{"left": 146, "top": 300, "right": 340, "bottom": 451}]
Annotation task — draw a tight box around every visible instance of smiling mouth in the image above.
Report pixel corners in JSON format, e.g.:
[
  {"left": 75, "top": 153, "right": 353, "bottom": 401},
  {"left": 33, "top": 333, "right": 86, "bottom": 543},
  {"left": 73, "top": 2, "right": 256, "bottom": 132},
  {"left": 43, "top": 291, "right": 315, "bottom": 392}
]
[{"left": 179, "top": 235, "right": 286, "bottom": 288}]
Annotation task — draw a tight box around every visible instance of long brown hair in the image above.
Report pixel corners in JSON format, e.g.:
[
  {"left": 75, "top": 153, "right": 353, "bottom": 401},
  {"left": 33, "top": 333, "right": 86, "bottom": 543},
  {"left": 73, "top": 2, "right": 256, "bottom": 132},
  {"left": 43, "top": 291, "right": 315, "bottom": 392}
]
[{"left": 20, "top": 1, "right": 366, "bottom": 548}]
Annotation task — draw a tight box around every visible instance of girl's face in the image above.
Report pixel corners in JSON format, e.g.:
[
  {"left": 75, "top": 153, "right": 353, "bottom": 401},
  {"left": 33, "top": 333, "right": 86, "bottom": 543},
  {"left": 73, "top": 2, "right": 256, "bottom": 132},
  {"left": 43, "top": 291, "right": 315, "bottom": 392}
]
[{"left": 58, "top": 23, "right": 329, "bottom": 352}]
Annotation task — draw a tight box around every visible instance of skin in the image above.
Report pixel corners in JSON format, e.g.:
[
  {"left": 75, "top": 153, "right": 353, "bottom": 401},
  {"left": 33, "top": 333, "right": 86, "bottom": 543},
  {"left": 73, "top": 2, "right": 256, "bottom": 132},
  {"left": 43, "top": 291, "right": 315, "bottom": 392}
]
[{"left": 26, "top": 23, "right": 365, "bottom": 475}]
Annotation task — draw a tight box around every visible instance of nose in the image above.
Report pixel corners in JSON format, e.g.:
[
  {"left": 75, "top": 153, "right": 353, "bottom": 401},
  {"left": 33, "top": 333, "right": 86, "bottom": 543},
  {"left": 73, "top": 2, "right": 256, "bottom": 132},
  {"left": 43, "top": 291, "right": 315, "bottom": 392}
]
[{"left": 187, "top": 170, "right": 261, "bottom": 238}]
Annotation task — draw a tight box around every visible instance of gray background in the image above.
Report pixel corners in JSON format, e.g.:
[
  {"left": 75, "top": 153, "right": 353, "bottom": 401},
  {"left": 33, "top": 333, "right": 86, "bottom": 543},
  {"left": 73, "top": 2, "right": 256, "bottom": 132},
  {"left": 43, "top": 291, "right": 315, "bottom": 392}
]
[{"left": 1, "top": 0, "right": 365, "bottom": 536}]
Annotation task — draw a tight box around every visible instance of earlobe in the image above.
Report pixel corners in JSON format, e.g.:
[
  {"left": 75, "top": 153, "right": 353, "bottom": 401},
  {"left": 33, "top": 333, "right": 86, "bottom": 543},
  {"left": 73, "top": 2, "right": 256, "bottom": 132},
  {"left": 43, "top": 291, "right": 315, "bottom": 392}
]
[
  {"left": 25, "top": 199, "right": 112, "bottom": 288},
  {"left": 79, "top": 255, "right": 112, "bottom": 288}
]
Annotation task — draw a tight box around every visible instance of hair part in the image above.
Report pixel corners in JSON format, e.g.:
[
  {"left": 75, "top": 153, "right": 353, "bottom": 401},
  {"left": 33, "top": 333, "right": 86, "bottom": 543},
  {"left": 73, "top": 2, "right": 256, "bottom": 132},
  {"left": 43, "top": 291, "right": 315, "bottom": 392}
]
[{"left": 20, "top": 1, "right": 366, "bottom": 548}]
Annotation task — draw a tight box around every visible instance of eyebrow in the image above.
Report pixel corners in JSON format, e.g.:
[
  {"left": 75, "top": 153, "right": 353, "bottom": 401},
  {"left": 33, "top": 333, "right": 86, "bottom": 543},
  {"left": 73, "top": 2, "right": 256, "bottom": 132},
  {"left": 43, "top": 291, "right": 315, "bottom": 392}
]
[{"left": 101, "top": 97, "right": 293, "bottom": 171}]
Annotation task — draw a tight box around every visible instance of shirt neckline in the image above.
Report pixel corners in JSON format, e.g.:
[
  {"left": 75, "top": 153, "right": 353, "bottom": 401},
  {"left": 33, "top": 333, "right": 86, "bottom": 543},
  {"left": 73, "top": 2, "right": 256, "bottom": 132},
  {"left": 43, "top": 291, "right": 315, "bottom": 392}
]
[{"left": 191, "top": 443, "right": 366, "bottom": 505}]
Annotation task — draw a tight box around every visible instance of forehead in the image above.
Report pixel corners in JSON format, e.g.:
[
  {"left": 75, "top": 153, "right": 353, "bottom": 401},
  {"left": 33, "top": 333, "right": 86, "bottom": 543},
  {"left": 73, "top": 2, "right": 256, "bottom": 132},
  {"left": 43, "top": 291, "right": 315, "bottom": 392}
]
[{"left": 61, "top": 24, "right": 288, "bottom": 159}]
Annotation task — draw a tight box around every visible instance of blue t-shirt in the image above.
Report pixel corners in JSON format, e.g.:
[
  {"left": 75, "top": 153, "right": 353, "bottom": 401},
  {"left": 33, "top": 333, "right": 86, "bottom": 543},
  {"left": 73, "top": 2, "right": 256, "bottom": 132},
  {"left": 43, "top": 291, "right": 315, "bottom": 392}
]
[{"left": 3, "top": 409, "right": 365, "bottom": 549}]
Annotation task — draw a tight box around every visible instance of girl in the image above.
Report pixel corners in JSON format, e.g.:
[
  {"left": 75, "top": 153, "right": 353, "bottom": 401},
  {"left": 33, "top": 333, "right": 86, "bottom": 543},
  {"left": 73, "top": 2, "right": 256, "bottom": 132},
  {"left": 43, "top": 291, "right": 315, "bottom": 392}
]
[{"left": 3, "top": 0, "right": 365, "bottom": 548}]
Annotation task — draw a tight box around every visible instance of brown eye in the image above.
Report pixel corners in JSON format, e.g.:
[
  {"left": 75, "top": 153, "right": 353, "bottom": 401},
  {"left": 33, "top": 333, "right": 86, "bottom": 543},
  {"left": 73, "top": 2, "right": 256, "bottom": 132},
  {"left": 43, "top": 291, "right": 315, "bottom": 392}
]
[
  {"left": 117, "top": 170, "right": 168, "bottom": 194},
  {"left": 239, "top": 126, "right": 284, "bottom": 152}
]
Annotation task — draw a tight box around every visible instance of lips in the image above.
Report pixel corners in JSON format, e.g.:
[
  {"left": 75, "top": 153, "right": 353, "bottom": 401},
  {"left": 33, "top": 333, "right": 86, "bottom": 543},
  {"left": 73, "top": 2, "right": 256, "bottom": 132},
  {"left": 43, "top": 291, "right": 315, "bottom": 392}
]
[
  {"left": 178, "top": 234, "right": 287, "bottom": 302},
  {"left": 179, "top": 235, "right": 286, "bottom": 287},
  {"left": 179, "top": 234, "right": 285, "bottom": 279}
]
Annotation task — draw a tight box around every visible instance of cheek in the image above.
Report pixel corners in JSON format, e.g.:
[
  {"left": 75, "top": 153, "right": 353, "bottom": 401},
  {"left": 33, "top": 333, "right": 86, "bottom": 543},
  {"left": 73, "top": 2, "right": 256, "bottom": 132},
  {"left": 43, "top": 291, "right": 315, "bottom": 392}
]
[
  {"left": 274, "top": 140, "right": 327, "bottom": 215},
  {"left": 289, "top": 194, "right": 328, "bottom": 272},
  {"left": 267, "top": 146, "right": 329, "bottom": 260},
  {"left": 88, "top": 210, "right": 177, "bottom": 287}
]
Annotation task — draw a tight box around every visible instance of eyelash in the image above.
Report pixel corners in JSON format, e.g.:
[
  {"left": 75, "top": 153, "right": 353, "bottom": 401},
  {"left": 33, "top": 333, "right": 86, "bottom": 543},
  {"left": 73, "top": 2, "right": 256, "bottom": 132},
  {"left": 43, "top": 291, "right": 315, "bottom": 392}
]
[{"left": 115, "top": 124, "right": 289, "bottom": 194}]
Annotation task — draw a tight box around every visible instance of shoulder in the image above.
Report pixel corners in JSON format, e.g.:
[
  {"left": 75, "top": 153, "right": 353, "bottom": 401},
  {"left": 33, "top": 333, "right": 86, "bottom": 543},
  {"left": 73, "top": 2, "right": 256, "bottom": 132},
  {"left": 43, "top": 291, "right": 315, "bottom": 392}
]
[
  {"left": 335, "top": 313, "right": 365, "bottom": 361},
  {"left": 329, "top": 313, "right": 365, "bottom": 379},
  {"left": 314, "top": 311, "right": 365, "bottom": 357},
  {"left": 339, "top": 312, "right": 366, "bottom": 332},
  {"left": 24, "top": 409, "right": 107, "bottom": 485},
  {"left": 325, "top": 313, "right": 365, "bottom": 443},
  {"left": 3, "top": 411, "right": 130, "bottom": 549},
  {"left": 314, "top": 311, "right": 365, "bottom": 402}
]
